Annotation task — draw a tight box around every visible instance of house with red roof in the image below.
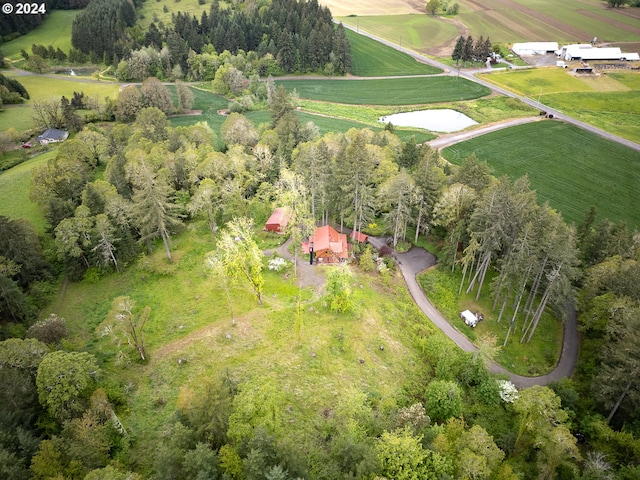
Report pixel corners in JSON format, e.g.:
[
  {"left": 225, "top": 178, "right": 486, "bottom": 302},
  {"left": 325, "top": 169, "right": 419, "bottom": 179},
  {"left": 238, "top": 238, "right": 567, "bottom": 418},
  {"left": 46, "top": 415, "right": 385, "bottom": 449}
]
[
  {"left": 265, "top": 207, "right": 291, "bottom": 233},
  {"left": 302, "top": 225, "right": 349, "bottom": 264}
]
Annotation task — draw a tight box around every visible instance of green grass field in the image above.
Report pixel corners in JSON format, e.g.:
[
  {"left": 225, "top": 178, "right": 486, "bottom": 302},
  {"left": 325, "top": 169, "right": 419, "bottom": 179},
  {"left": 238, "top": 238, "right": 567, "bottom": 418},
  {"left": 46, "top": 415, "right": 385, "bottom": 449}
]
[
  {"left": 0, "top": 75, "right": 120, "bottom": 133},
  {"left": 481, "top": 70, "right": 640, "bottom": 143},
  {"left": 1, "top": 10, "right": 79, "bottom": 61},
  {"left": 442, "top": 121, "right": 640, "bottom": 228},
  {"left": 338, "top": 14, "right": 458, "bottom": 53},
  {"left": 345, "top": 28, "right": 441, "bottom": 77},
  {"left": 137, "top": 0, "right": 212, "bottom": 29},
  {"left": 277, "top": 77, "right": 490, "bottom": 105},
  {"left": 0, "top": 149, "right": 53, "bottom": 233}
]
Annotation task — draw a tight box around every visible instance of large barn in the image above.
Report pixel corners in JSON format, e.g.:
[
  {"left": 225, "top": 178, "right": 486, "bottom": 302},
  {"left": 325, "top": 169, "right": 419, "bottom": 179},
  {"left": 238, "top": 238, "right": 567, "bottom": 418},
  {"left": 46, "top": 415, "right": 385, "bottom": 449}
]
[
  {"left": 302, "top": 225, "right": 349, "bottom": 264},
  {"left": 512, "top": 42, "right": 559, "bottom": 55},
  {"left": 559, "top": 44, "right": 639, "bottom": 61}
]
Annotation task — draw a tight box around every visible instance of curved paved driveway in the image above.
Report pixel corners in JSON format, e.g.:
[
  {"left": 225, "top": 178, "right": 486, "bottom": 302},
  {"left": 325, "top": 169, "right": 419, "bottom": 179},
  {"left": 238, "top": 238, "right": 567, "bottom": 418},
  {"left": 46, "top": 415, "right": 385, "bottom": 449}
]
[{"left": 368, "top": 236, "right": 577, "bottom": 388}]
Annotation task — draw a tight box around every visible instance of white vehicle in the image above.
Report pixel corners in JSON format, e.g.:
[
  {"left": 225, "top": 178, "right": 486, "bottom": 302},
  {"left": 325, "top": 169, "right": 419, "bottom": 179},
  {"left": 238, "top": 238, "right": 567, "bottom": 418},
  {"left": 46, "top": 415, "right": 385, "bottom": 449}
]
[{"left": 460, "top": 310, "right": 484, "bottom": 327}]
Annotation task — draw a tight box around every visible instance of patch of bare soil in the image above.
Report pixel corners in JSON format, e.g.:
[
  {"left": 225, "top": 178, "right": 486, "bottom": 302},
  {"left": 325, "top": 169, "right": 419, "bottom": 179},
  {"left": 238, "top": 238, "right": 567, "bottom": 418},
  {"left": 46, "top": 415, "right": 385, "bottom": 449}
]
[
  {"left": 426, "top": 16, "right": 471, "bottom": 57},
  {"left": 152, "top": 315, "right": 256, "bottom": 362}
]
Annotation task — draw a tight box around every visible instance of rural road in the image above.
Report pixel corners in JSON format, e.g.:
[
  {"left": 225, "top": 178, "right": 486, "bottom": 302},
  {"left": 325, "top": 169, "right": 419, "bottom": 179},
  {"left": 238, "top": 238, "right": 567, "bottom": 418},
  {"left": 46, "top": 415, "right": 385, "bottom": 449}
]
[
  {"left": 340, "top": 22, "right": 640, "bottom": 154},
  {"left": 366, "top": 235, "right": 578, "bottom": 388}
]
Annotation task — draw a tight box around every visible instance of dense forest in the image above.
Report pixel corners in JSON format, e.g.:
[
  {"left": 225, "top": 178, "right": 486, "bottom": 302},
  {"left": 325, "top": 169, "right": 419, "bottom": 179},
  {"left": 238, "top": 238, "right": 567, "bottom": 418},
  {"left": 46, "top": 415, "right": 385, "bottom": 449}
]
[{"left": 69, "top": 0, "right": 349, "bottom": 76}]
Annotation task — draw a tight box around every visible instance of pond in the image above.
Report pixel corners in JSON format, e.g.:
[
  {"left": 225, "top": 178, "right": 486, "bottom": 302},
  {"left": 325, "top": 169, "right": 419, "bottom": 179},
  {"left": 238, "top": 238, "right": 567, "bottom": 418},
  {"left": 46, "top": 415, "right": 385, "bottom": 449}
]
[
  {"left": 53, "top": 67, "right": 98, "bottom": 77},
  {"left": 379, "top": 109, "right": 478, "bottom": 133}
]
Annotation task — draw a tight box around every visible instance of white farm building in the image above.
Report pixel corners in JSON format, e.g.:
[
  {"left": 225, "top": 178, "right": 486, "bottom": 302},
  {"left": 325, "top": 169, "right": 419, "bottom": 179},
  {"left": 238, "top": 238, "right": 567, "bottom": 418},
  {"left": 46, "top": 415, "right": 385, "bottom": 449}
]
[
  {"left": 558, "top": 44, "right": 640, "bottom": 61},
  {"left": 512, "top": 42, "right": 559, "bottom": 55}
]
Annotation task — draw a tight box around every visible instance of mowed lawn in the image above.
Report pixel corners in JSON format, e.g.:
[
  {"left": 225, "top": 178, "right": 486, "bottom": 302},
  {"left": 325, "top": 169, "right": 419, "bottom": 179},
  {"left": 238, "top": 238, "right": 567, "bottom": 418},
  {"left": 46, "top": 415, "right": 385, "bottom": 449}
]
[
  {"left": 1, "top": 10, "right": 79, "bottom": 61},
  {"left": 345, "top": 28, "right": 441, "bottom": 77},
  {"left": 442, "top": 121, "right": 640, "bottom": 228},
  {"left": 481, "top": 69, "right": 640, "bottom": 143},
  {"left": 0, "top": 150, "right": 53, "bottom": 233},
  {"left": 338, "top": 14, "right": 457, "bottom": 52},
  {"left": 276, "top": 77, "right": 490, "bottom": 105}
]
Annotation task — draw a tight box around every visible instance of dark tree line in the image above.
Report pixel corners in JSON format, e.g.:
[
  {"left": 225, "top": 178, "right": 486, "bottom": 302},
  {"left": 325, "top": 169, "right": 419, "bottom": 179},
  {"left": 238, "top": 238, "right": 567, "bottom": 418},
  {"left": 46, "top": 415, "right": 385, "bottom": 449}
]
[
  {"left": 452, "top": 35, "right": 492, "bottom": 65},
  {"left": 0, "top": 73, "right": 29, "bottom": 104},
  {"left": 165, "top": 0, "right": 351, "bottom": 74},
  {"left": 0, "top": 0, "right": 89, "bottom": 42},
  {"left": 71, "top": 0, "right": 137, "bottom": 62}
]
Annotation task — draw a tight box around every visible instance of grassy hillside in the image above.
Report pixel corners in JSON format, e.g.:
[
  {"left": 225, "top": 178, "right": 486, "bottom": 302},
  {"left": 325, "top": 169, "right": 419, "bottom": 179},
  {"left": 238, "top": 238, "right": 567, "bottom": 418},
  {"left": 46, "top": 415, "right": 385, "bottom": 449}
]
[
  {"left": 345, "top": 28, "right": 442, "bottom": 77},
  {"left": 0, "top": 74, "right": 120, "bottom": 133},
  {"left": 1, "top": 10, "right": 79, "bottom": 61},
  {"left": 338, "top": 14, "right": 457, "bottom": 53},
  {"left": 44, "top": 225, "right": 435, "bottom": 470},
  {"left": 0, "top": 149, "right": 53, "bottom": 233},
  {"left": 137, "top": 0, "right": 212, "bottom": 29},
  {"left": 442, "top": 120, "right": 640, "bottom": 228}
]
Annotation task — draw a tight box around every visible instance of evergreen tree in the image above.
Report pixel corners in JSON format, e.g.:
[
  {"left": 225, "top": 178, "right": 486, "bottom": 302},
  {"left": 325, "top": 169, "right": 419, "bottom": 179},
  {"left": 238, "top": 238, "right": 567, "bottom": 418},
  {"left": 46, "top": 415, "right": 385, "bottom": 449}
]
[{"left": 452, "top": 36, "right": 465, "bottom": 66}]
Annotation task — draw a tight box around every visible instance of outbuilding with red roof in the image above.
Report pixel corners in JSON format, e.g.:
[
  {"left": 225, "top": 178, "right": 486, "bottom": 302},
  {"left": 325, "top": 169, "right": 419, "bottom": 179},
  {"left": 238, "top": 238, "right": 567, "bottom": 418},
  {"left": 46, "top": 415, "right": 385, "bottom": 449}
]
[{"left": 265, "top": 207, "right": 291, "bottom": 233}]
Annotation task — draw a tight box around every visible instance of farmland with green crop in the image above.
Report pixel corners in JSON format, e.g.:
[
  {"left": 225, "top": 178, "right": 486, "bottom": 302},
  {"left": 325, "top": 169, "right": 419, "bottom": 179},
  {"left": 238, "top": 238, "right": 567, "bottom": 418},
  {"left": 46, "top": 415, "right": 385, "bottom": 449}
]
[{"left": 442, "top": 121, "right": 640, "bottom": 228}]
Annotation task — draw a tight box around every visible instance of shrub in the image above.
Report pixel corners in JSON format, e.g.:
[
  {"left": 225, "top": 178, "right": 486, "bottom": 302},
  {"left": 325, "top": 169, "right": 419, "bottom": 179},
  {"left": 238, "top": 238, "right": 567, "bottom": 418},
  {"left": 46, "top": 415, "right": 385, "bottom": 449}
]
[
  {"left": 26, "top": 314, "right": 68, "bottom": 345},
  {"left": 424, "top": 379, "right": 463, "bottom": 423}
]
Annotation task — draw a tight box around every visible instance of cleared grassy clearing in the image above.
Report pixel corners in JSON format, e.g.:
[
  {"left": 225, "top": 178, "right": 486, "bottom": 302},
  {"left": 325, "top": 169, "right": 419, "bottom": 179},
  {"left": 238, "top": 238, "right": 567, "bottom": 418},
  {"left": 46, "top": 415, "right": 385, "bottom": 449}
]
[
  {"left": 46, "top": 224, "right": 433, "bottom": 464},
  {"left": 418, "top": 266, "right": 562, "bottom": 376},
  {"left": 0, "top": 75, "right": 119, "bottom": 133},
  {"left": 277, "top": 77, "right": 490, "bottom": 105},
  {"left": 0, "top": 104, "right": 33, "bottom": 132},
  {"left": 137, "top": 0, "right": 211, "bottom": 29},
  {"left": 338, "top": 14, "right": 457, "bottom": 52},
  {"left": 442, "top": 121, "right": 640, "bottom": 228},
  {"left": 1, "top": 10, "right": 79, "bottom": 61},
  {"left": 345, "top": 28, "right": 441, "bottom": 77},
  {"left": 0, "top": 149, "right": 54, "bottom": 233}
]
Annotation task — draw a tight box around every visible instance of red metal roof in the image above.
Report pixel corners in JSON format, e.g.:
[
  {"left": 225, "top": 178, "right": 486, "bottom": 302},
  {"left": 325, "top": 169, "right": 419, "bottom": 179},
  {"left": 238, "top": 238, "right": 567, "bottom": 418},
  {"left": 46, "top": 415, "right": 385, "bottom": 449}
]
[
  {"left": 265, "top": 208, "right": 290, "bottom": 231},
  {"left": 350, "top": 231, "right": 368, "bottom": 243},
  {"left": 302, "top": 225, "right": 349, "bottom": 259}
]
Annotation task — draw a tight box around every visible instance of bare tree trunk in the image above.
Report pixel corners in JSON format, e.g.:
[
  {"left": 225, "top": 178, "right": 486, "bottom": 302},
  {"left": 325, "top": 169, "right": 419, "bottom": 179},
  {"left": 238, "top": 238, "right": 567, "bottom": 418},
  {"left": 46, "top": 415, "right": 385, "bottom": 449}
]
[
  {"left": 607, "top": 379, "right": 633, "bottom": 423},
  {"left": 523, "top": 256, "right": 547, "bottom": 330},
  {"left": 161, "top": 230, "right": 172, "bottom": 261},
  {"left": 414, "top": 199, "right": 423, "bottom": 245}
]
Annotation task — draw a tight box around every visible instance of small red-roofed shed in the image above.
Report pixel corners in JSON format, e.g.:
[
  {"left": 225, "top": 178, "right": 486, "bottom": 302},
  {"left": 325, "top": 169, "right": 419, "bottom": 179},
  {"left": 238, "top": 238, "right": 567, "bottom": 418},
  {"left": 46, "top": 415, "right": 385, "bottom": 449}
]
[
  {"left": 350, "top": 231, "right": 368, "bottom": 243},
  {"left": 265, "top": 207, "right": 290, "bottom": 233}
]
